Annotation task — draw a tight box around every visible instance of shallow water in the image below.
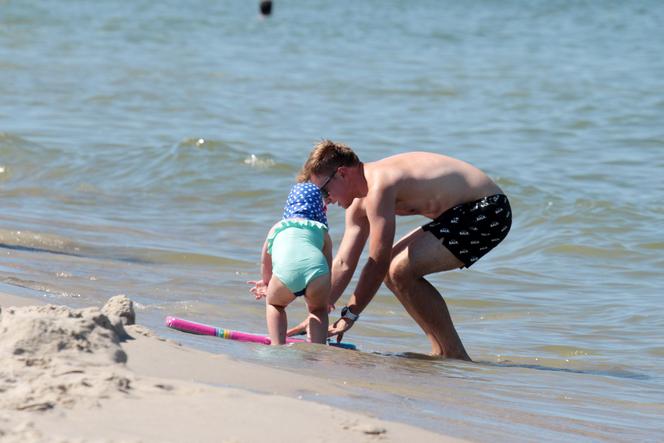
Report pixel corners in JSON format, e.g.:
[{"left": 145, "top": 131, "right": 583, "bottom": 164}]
[{"left": 2, "top": 1, "right": 663, "bottom": 441}]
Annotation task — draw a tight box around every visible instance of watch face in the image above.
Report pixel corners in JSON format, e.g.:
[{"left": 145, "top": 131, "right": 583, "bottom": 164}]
[{"left": 342, "top": 307, "right": 357, "bottom": 320}]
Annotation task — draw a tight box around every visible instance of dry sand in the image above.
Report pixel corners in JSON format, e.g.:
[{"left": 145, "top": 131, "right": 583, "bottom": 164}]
[{"left": 0, "top": 291, "right": 466, "bottom": 443}]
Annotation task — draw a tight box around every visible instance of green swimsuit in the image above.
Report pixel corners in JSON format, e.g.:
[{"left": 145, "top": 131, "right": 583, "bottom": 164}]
[{"left": 267, "top": 219, "right": 329, "bottom": 296}]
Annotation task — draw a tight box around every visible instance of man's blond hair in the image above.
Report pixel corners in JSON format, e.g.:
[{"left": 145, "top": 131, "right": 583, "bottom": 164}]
[{"left": 297, "top": 140, "right": 360, "bottom": 182}]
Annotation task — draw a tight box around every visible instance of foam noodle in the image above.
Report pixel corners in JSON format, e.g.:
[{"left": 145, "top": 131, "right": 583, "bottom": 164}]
[{"left": 165, "top": 316, "right": 355, "bottom": 350}]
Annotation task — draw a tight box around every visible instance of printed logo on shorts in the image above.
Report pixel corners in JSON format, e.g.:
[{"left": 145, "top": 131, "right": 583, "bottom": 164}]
[
  {"left": 459, "top": 230, "right": 469, "bottom": 236},
  {"left": 475, "top": 215, "right": 486, "bottom": 222}
]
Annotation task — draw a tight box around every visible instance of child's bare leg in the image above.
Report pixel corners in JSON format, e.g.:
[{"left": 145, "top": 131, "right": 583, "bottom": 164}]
[
  {"left": 266, "top": 276, "right": 295, "bottom": 345},
  {"left": 265, "top": 303, "right": 287, "bottom": 345},
  {"left": 304, "top": 273, "right": 331, "bottom": 344}
]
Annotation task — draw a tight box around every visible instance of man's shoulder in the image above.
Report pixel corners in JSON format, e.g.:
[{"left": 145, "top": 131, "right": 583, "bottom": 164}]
[
  {"left": 348, "top": 196, "right": 366, "bottom": 212},
  {"left": 346, "top": 197, "right": 368, "bottom": 219},
  {"left": 365, "top": 158, "right": 403, "bottom": 189}
]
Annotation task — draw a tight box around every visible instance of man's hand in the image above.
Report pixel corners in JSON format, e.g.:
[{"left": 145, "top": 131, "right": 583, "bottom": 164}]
[
  {"left": 247, "top": 280, "right": 268, "bottom": 300},
  {"left": 287, "top": 305, "right": 336, "bottom": 337},
  {"left": 286, "top": 318, "right": 308, "bottom": 336},
  {"left": 328, "top": 317, "right": 355, "bottom": 343}
]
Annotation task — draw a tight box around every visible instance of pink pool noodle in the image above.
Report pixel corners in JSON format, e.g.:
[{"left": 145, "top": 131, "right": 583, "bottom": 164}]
[{"left": 165, "top": 316, "right": 305, "bottom": 345}]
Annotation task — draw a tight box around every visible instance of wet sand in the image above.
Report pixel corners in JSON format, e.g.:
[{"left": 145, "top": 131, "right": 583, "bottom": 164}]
[{"left": 0, "top": 291, "right": 466, "bottom": 443}]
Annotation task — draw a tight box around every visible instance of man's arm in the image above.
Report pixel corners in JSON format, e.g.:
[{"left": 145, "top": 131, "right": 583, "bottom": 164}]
[
  {"left": 328, "top": 200, "right": 370, "bottom": 306},
  {"left": 345, "top": 184, "right": 396, "bottom": 315}
]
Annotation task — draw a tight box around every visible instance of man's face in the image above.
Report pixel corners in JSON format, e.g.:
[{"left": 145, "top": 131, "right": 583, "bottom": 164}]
[{"left": 312, "top": 168, "right": 351, "bottom": 208}]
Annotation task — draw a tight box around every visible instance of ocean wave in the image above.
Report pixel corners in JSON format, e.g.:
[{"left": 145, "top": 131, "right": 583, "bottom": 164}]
[
  {"left": 0, "top": 228, "right": 249, "bottom": 267},
  {"left": 1, "top": 133, "right": 293, "bottom": 194}
]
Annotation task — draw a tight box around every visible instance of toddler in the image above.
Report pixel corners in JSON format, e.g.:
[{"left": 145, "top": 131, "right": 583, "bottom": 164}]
[{"left": 248, "top": 182, "right": 332, "bottom": 345}]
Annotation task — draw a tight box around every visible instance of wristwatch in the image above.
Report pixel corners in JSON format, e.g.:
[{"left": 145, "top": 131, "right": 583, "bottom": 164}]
[{"left": 340, "top": 306, "right": 359, "bottom": 322}]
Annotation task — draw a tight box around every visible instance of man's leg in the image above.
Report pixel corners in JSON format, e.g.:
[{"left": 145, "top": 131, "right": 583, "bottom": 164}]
[{"left": 384, "top": 227, "right": 471, "bottom": 360}]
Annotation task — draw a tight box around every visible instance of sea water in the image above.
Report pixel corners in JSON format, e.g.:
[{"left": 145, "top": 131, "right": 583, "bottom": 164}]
[{"left": 1, "top": 1, "right": 663, "bottom": 441}]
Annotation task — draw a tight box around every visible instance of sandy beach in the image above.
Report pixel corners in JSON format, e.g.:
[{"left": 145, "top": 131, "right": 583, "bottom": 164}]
[{"left": 0, "top": 291, "right": 465, "bottom": 443}]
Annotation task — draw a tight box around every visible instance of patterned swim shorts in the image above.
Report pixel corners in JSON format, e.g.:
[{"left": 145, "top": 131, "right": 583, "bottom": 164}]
[{"left": 422, "top": 194, "right": 512, "bottom": 268}]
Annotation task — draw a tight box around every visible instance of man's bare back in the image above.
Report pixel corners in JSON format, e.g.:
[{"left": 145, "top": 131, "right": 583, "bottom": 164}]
[{"left": 362, "top": 152, "right": 503, "bottom": 219}]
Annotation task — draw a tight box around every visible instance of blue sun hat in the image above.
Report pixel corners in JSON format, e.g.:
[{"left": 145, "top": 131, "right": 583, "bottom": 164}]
[{"left": 282, "top": 182, "right": 327, "bottom": 227}]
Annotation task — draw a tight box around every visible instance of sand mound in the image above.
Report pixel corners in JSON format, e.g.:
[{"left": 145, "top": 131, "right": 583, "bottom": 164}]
[
  {"left": 102, "top": 294, "right": 135, "bottom": 326},
  {"left": 0, "top": 302, "right": 133, "bottom": 412}
]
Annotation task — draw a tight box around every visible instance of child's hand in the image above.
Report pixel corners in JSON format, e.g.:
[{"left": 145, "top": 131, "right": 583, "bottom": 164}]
[{"left": 247, "top": 280, "right": 268, "bottom": 299}]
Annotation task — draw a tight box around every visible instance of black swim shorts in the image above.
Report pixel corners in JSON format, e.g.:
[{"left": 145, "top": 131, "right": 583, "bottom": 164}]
[{"left": 422, "top": 194, "right": 512, "bottom": 268}]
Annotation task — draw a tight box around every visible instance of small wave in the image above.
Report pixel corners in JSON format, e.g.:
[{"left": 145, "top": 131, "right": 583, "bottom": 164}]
[
  {"left": 481, "top": 359, "right": 649, "bottom": 381},
  {"left": 0, "top": 228, "right": 248, "bottom": 267},
  {"left": 535, "top": 345, "right": 597, "bottom": 357},
  {"left": 0, "top": 132, "right": 30, "bottom": 148},
  {"left": 1, "top": 133, "right": 292, "bottom": 195},
  {"left": 638, "top": 241, "right": 664, "bottom": 250},
  {"left": 0, "top": 229, "right": 83, "bottom": 257},
  {"left": 176, "top": 138, "right": 282, "bottom": 167},
  {"left": 544, "top": 243, "right": 635, "bottom": 259},
  {"left": 0, "top": 133, "right": 92, "bottom": 190},
  {"left": 449, "top": 296, "right": 527, "bottom": 309},
  {"left": 0, "top": 135, "right": 50, "bottom": 184},
  {"left": 244, "top": 153, "right": 276, "bottom": 169},
  {"left": 367, "top": 84, "right": 460, "bottom": 98},
  {"left": 120, "top": 138, "right": 294, "bottom": 190},
  {"left": 135, "top": 249, "right": 248, "bottom": 267},
  {"left": 0, "top": 276, "right": 82, "bottom": 300},
  {"left": 647, "top": 347, "right": 664, "bottom": 357}
]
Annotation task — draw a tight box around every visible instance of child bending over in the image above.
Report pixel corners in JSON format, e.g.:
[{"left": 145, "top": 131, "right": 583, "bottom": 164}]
[{"left": 248, "top": 182, "right": 332, "bottom": 345}]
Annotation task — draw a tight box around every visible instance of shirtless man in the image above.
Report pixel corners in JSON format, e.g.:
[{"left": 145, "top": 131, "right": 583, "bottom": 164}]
[{"left": 298, "top": 140, "right": 512, "bottom": 360}]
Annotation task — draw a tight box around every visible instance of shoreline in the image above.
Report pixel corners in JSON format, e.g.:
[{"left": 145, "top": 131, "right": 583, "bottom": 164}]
[{"left": 0, "top": 289, "right": 466, "bottom": 443}]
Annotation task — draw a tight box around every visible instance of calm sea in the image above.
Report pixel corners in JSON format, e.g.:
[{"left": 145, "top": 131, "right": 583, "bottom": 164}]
[{"left": 1, "top": 1, "right": 663, "bottom": 441}]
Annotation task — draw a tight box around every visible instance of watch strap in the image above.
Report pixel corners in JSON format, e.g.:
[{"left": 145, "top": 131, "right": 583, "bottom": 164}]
[{"left": 341, "top": 306, "right": 359, "bottom": 321}]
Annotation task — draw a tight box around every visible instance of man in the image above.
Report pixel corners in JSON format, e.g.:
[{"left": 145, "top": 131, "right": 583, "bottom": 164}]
[{"left": 298, "top": 140, "right": 512, "bottom": 360}]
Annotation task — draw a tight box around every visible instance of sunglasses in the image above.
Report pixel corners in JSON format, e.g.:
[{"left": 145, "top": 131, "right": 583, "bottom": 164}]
[{"left": 318, "top": 169, "right": 337, "bottom": 199}]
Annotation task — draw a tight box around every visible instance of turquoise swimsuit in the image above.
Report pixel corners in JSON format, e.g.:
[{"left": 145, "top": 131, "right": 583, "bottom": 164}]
[{"left": 267, "top": 219, "right": 329, "bottom": 296}]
